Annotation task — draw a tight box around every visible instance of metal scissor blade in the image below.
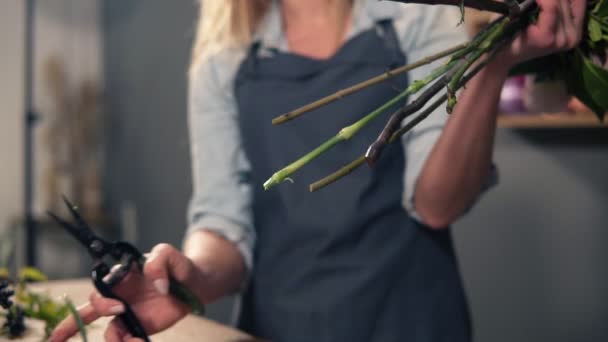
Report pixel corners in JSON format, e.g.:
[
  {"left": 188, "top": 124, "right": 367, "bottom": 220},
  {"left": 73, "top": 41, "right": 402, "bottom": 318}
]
[
  {"left": 47, "top": 196, "right": 110, "bottom": 259},
  {"left": 61, "top": 195, "right": 93, "bottom": 233},
  {"left": 46, "top": 210, "right": 96, "bottom": 253}
]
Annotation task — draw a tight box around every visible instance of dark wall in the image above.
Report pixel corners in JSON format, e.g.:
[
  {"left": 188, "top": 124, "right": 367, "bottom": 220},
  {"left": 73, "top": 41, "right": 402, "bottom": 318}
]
[
  {"left": 103, "top": 0, "right": 193, "bottom": 249},
  {"left": 102, "top": 1, "right": 608, "bottom": 338},
  {"left": 453, "top": 128, "right": 608, "bottom": 342},
  {"left": 103, "top": 0, "right": 235, "bottom": 323}
]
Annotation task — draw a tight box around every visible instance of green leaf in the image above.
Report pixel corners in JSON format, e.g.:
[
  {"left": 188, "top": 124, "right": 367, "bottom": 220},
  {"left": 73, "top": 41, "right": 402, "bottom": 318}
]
[
  {"left": 581, "top": 57, "right": 608, "bottom": 112},
  {"left": 18, "top": 267, "right": 48, "bottom": 282},
  {"left": 0, "top": 231, "right": 14, "bottom": 268},
  {"left": 0, "top": 268, "right": 9, "bottom": 279},
  {"left": 564, "top": 51, "right": 607, "bottom": 121},
  {"left": 39, "top": 298, "right": 60, "bottom": 318},
  {"left": 594, "top": 0, "right": 608, "bottom": 17},
  {"left": 589, "top": 18, "right": 603, "bottom": 42}
]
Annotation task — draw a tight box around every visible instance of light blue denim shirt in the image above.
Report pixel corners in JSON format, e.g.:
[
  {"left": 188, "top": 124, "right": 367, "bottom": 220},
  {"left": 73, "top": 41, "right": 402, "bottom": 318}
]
[{"left": 187, "top": 0, "right": 496, "bottom": 272}]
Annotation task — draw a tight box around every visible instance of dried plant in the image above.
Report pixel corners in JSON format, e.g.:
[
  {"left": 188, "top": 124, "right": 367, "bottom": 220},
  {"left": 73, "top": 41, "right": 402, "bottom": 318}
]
[{"left": 43, "top": 56, "right": 104, "bottom": 222}]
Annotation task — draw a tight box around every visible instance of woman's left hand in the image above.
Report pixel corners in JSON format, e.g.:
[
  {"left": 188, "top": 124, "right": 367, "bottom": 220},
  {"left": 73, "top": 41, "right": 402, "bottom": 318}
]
[{"left": 496, "top": 0, "right": 587, "bottom": 68}]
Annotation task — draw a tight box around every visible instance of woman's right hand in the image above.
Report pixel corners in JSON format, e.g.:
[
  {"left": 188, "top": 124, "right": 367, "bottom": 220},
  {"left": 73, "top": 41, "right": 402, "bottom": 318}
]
[{"left": 49, "top": 243, "right": 207, "bottom": 342}]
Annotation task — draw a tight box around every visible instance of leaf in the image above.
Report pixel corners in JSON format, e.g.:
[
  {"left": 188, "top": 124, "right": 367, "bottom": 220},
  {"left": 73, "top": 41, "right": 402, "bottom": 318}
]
[
  {"left": 39, "top": 297, "right": 61, "bottom": 319},
  {"left": 581, "top": 57, "right": 608, "bottom": 112},
  {"left": 15, "top": 287, "right": 33, "bottom": 304},
  {"left": 564, "top": 51, "right": 608, "bottom": 121},
  {"left": 594, "top": 0, "right": 608, "bottom": 17},
  {"left": 0, "top": 225, "right": 15, "bottom": 268},
  {"left": 18, "top": 267, "right": 48, "bottom": 283},
  {"left": 589, "top": 17, "right": 603, "bottom": 42},
  {"left": 0, "top": 268, "right": 9, "bottom": 279}
]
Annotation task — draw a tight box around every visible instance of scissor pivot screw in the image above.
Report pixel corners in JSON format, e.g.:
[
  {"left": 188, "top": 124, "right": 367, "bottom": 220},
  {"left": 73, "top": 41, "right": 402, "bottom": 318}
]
[{"left": 90, "top": 240, "right": 104, "bottom": 253}]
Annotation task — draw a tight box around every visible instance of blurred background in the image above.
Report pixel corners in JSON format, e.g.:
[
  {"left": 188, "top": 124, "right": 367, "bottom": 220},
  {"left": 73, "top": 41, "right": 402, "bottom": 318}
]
[{"left": 0, "top": 1, "right": 606, "bottom": 341}]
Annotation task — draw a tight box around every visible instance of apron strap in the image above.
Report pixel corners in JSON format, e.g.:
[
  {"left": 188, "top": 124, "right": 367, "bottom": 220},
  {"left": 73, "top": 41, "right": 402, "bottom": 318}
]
[{"left": 375, "top": 19, "right": 403, "bottom": 68}]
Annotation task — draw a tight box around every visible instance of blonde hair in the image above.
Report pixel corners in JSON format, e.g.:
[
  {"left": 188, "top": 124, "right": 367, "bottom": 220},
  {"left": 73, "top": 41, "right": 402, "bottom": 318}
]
[{"left": 190, "top": 0, "right": 271, "bottom": 75}]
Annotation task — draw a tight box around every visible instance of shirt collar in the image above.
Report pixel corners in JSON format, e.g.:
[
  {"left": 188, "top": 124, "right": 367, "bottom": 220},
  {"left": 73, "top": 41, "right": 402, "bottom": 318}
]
[{"left": 253, "top": 0, "right": 402, "bottom": 50}]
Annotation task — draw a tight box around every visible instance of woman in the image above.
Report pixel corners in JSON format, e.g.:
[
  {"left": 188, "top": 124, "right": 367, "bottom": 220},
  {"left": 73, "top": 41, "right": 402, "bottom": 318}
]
[{"left": 51, "top": 0, "right": 585, "bottom": 341}]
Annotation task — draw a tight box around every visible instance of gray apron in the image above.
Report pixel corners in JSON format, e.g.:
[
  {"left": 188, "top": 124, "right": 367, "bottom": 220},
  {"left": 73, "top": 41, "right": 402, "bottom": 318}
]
[{"left": 234, "top": 20, "right": 471, "bottom": 342}]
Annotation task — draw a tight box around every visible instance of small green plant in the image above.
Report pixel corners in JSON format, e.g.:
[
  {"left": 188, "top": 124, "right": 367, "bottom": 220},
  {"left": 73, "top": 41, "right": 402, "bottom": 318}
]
[{"left": 0, "top": 267, "right": 87, "bottom": 340}]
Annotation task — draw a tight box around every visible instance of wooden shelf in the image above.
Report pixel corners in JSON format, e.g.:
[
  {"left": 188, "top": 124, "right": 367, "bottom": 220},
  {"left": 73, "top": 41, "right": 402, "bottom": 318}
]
[{"left": 498, "top": 112, "right": 607, "bottom": 129}]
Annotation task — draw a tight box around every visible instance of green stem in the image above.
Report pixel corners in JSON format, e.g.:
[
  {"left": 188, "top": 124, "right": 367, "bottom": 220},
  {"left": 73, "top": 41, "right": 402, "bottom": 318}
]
[
  {"left": 309, "top": 156, "right": 367, "bottom": 192},
  {"left": 271, "top": 43, "right": 468, "bottom": 125},
  {"left": 65, "top": 298, "right": 87, "bottom": 342},
  {"left": 338, "top": 61, "right": 456, "bottom": 139},
  {"left": 448, "top": 15, "right": 503, "bottom": 62},
  {"left": 446, "top": 17, "right": 510, "bottom": 112},
  {"left": 263, "top": 136, "right": 341, "bottom": 190},
  {"left": 263, "top": 60, "right": 458, "bottom": 190},
  {"left": 590, "top": 13, "right": 607, "bottom": 24},
  {"left": 308, "top": 6, "right": 538, "bottom": 192},
  {"left": 309, "top": 44, "right": 502, "bottom": 192}
]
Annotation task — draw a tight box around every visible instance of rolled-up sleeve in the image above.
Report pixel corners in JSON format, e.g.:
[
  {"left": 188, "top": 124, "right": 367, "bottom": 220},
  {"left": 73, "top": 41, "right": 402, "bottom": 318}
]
[
  {"left": 397, "top": 6, "right": 498, "bottom": 221},
  {"left": 186, "top": 51, "right": 255, "bottom": 272}
]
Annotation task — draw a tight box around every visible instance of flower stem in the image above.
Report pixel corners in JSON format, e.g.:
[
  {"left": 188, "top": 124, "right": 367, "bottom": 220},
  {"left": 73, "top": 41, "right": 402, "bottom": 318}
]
[
  {"left": 366, "top": 12, "right": 521, "bottom": 164},
  {"left": 309, "top": 39, "right": 507, "bottom": 192},
  {"left": 263, "top": 60, "right": 457, "bottom": 190},
  {"left": 446, "top": 17, "right": 510, "bottom": 112},
  {"left": 274, "top": 1, "right": 540, "bottom": 192},
  {"left": 271, "top": 43, "right": 467, "bottom": 125},
  {"left": 385, "top": 0, "right": 512, "bottom": 15},
  {"left": 309, "top": 156, "right": 367, "bottom": 192}
]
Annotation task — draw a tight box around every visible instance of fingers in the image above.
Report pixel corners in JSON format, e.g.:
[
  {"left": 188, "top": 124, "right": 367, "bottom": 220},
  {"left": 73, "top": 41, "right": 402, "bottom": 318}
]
[
  {"left": 104, "top": 316, "right": 146, "bottom": 342},
  {"left": 90, "top": 291, "right": 126, "bottom": 316},
  {"left": 49, "top": 291, "right": 131, "bottom": 342},
  {"left": 104, "top": 317, "right": 126, "bottom": 342},
  {"left": 49, "top": 302, "right": 100, "bottom": 342},
  {"left": 570, "top": 0, "right": 587, "bottom": 35},
  {"left": 527, "top": 0, "right": 561, "bottom": 50},
  {"left": 569, "top": 0, "right": 587, "bottom": 46},
  {"left": 144, "top": 244, "right": 173, "bottom": 295},
  {"left": 144, "top": 243, "right": 198, "bottom": 295},
  {"left": 524, "top": 0, "right": 585, "bottom": 53},
  {"left": 559, "top": 0, "right": 574, "bottom": 30},
  {"left": 557, "top": 0, "right": 586, "bottom": 49},
  {"left": 104, "top": 317, "right": 140, "bottom": 342},
  {"left": 554, "top": 0, "right": 569, "bottom": 49}
]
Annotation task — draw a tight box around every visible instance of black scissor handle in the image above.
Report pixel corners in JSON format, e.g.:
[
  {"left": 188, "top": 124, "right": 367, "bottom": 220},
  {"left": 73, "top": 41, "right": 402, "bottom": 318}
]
[{"left": 92, "top": 263, "right": 150, "bottom": 342}]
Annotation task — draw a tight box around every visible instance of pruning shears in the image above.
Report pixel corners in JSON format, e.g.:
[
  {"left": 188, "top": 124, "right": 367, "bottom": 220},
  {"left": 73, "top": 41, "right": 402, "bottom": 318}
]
[{"left": 48, "top": 197, "right": 204, "bottom": 341}]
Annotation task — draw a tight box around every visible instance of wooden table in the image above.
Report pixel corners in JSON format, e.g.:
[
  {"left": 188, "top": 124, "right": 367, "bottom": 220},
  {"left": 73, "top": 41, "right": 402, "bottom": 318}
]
[{"left": 18, "top": 279, "right": 259, "bottom": 341}]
